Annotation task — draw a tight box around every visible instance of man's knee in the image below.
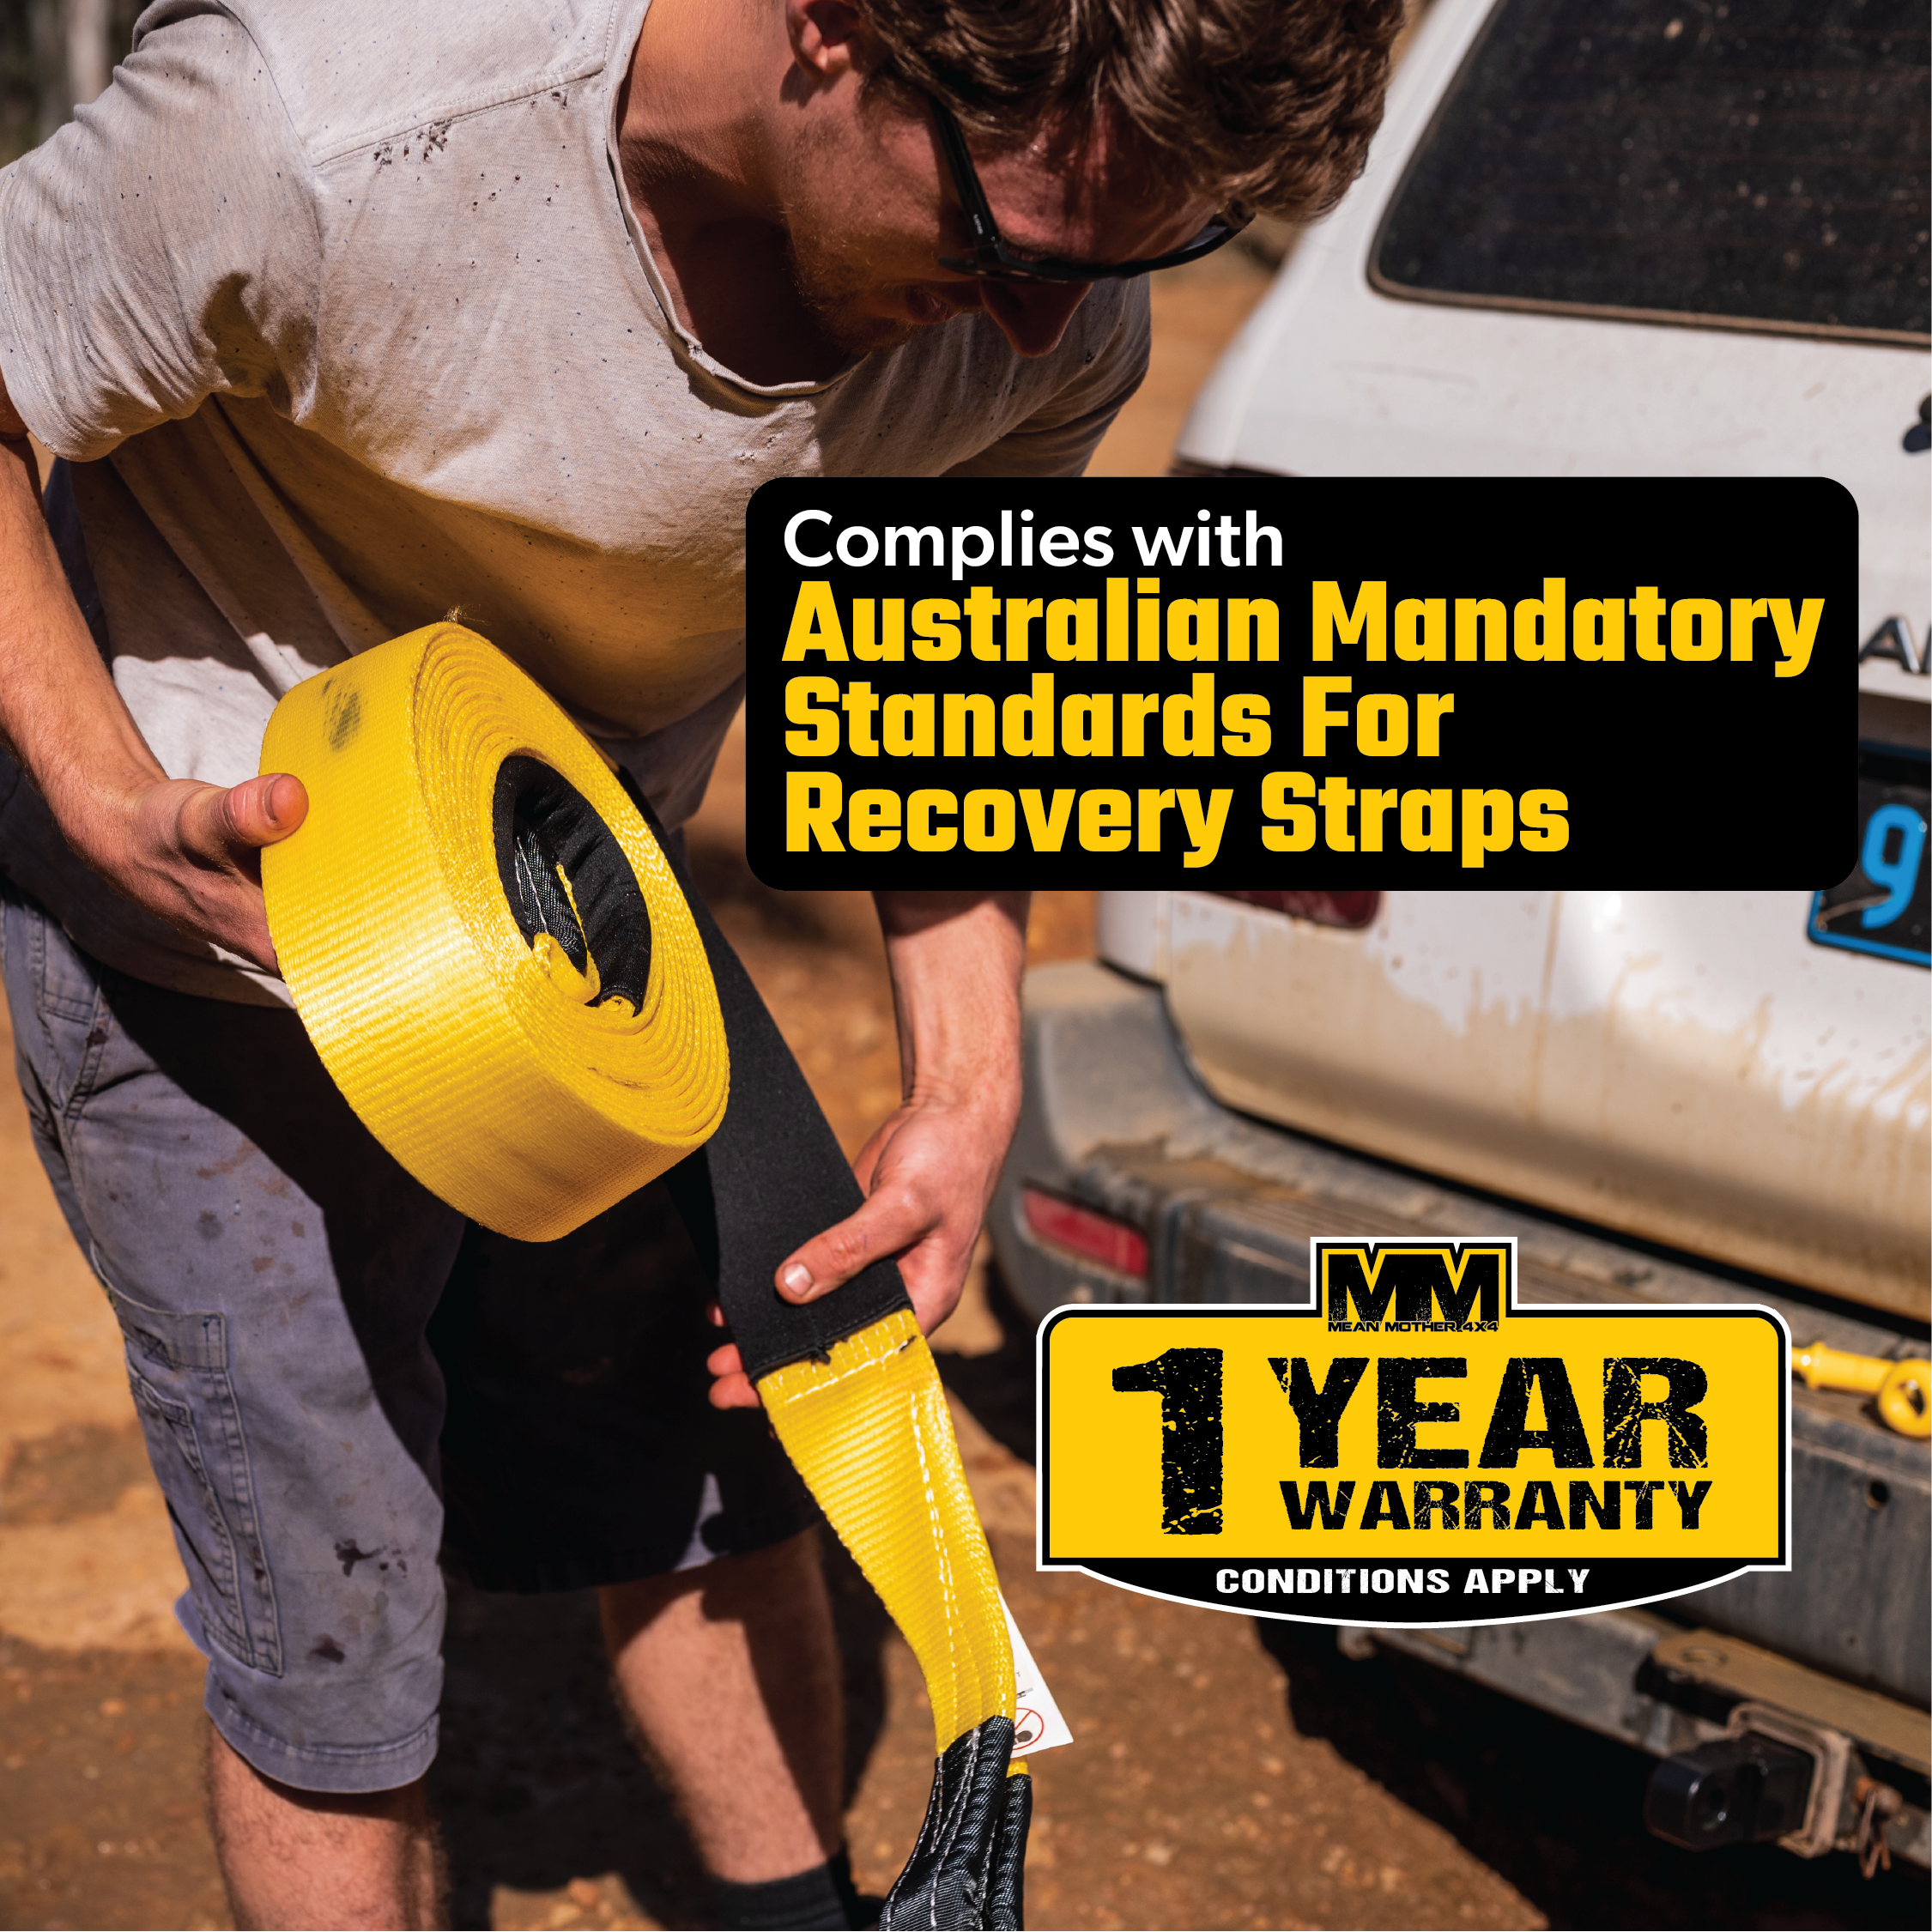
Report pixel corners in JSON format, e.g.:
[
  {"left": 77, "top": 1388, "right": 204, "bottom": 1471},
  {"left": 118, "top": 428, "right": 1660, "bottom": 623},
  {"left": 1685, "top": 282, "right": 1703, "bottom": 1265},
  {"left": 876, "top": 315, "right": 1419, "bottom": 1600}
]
[{"left": 207, "top": 1721, "right": 431, "bottom": 1825}]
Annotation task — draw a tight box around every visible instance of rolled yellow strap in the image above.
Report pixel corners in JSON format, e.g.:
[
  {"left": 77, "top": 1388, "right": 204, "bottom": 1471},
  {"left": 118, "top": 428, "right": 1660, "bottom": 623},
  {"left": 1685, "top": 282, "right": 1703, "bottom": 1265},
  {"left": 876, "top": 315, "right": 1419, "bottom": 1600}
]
[{"left": 259, "top": 624, "right": 727, "bottom": 1239}]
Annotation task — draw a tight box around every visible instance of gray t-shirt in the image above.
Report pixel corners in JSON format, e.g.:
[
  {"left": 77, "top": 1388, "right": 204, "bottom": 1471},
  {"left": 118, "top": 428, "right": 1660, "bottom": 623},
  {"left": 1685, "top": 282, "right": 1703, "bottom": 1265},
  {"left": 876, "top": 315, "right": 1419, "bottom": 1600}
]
[{"left": 0, "top": 0, "right": 1148, "bottom": 1002}]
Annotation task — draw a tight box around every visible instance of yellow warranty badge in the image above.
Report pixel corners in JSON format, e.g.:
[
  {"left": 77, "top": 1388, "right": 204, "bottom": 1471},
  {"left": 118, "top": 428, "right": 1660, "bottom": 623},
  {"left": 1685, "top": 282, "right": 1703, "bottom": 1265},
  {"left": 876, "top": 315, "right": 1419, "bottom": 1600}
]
[{"left": 1040, "top": 1239, "right": 1788, "bottom": 1625}]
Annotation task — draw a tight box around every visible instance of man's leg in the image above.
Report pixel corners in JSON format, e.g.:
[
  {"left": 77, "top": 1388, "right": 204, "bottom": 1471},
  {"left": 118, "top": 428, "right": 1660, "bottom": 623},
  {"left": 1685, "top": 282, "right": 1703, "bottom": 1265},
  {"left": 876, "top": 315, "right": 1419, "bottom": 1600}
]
[
  {"left": 1, "top": 892, "right": 466, "bottom": 1928},
  {"left": 205, "top": 1727, "right": 443, "bottom": 1930},
  {"left": 430, "top": 1166, "right": 850, "bottom": 1917},
  {"left": 600, "top": 1530, "right": 844, "bottom": 1884}
]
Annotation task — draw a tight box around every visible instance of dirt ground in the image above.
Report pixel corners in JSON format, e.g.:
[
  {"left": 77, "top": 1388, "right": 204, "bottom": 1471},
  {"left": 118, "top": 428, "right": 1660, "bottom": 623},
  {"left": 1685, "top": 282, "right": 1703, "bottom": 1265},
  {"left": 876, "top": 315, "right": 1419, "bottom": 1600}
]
[{"left": 3, "top": 255, "right": 1927, "bottom": 1932}]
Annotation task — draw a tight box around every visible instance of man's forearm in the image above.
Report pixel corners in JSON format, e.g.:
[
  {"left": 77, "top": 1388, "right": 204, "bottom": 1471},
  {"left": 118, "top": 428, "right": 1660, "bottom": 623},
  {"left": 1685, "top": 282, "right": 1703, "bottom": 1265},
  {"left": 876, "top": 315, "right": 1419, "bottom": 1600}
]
[
  {"left": 0, "top": 384, "right": 302, "bottom": 969},
  {"left": 872, "top": 890, "right": 1029, "bottom": 1117},
  {"left": 0, "top": 408, "right": 167, "bottom": 832}
]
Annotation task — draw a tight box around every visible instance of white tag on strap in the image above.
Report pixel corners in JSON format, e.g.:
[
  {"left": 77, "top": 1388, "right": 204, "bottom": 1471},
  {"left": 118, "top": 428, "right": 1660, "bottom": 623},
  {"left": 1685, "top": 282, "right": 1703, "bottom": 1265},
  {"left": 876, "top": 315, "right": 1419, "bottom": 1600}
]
[{"left": 1001, "top": 1595, "right": 1075, "bottom": 1754}]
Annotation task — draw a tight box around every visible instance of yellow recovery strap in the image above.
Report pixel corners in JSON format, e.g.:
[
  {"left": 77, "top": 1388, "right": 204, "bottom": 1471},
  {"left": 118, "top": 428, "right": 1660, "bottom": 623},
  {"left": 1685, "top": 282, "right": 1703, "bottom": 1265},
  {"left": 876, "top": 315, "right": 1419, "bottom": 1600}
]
[{"left": 261, "top": 625, "right": 1029, "bottom": 1927}]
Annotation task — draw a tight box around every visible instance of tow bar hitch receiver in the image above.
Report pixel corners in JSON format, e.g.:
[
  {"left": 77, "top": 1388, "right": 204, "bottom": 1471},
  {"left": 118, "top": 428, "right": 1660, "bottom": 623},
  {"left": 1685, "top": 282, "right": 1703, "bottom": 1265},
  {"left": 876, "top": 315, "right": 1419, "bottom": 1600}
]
[{"left": 1644, "top": 1734, "right": 1815, "bottom": 1850}]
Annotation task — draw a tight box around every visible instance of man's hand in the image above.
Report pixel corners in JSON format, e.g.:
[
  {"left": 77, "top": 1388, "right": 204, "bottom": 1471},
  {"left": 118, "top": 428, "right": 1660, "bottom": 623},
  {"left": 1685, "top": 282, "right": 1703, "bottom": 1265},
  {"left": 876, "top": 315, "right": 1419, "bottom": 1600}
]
[
  {"left": 706, "top": 891, "right": 1027, "bottom": 1408},
  {"left": 89, "top": 772, "right": 309, "bottom": 973}
]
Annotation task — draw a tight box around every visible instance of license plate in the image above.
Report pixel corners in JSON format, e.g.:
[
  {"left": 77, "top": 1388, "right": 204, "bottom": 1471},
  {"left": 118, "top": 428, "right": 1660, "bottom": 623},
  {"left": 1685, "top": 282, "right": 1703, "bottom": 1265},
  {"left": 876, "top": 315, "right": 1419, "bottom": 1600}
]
[{"left": 1809, "top": 744, "right": 1930, "bottom": 967}]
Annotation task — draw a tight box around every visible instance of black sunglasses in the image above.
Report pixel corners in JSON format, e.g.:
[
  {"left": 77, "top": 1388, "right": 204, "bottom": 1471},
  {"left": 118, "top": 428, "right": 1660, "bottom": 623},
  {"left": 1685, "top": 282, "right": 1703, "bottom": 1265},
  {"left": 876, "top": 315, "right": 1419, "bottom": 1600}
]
[{"left": 925, "top": 93, "right": 1251, "bottom": 283}]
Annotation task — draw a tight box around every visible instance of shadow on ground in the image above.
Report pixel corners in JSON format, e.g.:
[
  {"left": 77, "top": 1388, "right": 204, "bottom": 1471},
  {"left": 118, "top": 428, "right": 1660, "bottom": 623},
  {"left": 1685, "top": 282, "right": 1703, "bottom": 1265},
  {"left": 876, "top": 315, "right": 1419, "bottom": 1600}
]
[
  {"left": 428, "top": 1540, "right": 892, "bottom": 1930},
  {"left": 1257, "top": 1617, "right": 1929, "bottom": 1930}
]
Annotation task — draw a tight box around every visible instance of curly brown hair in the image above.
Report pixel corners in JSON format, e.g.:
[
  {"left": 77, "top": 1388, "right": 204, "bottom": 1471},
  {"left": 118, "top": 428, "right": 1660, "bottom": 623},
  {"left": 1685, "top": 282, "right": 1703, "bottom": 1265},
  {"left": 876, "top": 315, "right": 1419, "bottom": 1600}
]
[{"left": 856, "top": 0, "right": 1405, "bottom": 221}]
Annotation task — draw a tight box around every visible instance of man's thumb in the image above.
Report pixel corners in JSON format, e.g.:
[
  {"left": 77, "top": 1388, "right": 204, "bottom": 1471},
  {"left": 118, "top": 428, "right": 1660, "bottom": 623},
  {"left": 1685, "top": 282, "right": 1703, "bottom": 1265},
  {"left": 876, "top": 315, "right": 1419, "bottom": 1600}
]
[{"left": 209, "top": 772, "right": 309, "bottom": 852}]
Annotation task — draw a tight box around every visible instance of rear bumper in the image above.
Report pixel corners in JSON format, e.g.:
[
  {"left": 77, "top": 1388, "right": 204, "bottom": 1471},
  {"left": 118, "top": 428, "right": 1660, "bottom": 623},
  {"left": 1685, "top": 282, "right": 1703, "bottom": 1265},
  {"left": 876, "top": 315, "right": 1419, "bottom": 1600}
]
[
  {"left": 1358, "top": 1612, "right": 1929, "bottom": 1868},
  {"left": 992, "top": 960, "right": 1930, "bottom": 1858}
]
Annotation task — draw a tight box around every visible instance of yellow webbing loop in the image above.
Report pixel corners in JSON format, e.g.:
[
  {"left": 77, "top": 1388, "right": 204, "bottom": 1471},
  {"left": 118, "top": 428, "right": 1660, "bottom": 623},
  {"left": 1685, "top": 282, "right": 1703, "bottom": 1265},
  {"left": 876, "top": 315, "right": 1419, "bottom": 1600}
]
[
  {"left": 760, "top": 1310, "right": 1015, "bottom": 1753},
  {"left": 260, "top": 625, "right": 727, "bottom": 1241}
]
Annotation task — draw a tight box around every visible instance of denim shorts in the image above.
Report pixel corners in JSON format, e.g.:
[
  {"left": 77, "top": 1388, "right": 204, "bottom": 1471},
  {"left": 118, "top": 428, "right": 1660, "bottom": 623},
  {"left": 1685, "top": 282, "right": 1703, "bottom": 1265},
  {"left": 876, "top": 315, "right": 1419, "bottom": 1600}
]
[{"left": 1, "top": 888, "right": 816, "bottom": 1793}]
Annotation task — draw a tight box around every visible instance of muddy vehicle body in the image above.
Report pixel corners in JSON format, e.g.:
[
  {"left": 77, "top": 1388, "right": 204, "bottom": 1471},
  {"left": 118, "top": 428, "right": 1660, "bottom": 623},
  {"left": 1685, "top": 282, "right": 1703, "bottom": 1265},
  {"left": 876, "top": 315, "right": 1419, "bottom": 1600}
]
[{"left": 994, "top": 0, "right": 1930, "bottom": 1873}]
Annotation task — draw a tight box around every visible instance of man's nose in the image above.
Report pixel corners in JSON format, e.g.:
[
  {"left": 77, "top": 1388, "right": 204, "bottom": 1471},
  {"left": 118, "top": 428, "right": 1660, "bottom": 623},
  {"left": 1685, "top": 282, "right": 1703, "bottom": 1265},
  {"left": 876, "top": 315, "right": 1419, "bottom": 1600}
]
[{"left": 979, "top": 280, "right": 1093, "bottom": 359}]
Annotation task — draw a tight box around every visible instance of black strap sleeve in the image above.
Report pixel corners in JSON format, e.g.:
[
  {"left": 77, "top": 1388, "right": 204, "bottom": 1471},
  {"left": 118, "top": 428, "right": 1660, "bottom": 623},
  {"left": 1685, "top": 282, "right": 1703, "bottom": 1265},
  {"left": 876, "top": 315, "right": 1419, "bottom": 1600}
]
[{"left": 632, "top": 785, "right": 913, "bottom": 1382}]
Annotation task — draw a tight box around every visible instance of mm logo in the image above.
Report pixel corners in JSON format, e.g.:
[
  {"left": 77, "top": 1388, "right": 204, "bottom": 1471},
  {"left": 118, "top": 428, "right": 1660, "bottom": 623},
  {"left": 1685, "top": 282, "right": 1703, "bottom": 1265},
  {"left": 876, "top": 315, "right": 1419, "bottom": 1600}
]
[{"left": 1323, "top": 1241, "right": 1504, "bottom": 1332}]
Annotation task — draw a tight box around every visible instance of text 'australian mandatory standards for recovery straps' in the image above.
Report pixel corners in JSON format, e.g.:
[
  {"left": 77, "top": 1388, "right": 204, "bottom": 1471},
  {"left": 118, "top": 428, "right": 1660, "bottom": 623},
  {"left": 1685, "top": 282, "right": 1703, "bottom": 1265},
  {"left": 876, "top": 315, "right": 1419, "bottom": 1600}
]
[{"left": 743, "top": 477, "right": 1855, "bottom": 890}]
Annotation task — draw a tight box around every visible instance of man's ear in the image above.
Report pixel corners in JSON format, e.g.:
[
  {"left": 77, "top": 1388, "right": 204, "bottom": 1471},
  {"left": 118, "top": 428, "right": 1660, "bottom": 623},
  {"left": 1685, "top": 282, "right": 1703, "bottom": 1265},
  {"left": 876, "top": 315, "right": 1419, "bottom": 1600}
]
[{"left": 784, "top": 0, "right": 874, "bottom": 81}]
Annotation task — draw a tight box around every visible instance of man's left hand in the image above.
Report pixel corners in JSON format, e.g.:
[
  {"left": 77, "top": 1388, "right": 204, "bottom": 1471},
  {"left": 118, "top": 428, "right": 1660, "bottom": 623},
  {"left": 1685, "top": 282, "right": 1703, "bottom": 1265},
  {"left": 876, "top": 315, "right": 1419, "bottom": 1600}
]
[{"left": 706, "top": 891, "right": 1027, "bottom": 1408}]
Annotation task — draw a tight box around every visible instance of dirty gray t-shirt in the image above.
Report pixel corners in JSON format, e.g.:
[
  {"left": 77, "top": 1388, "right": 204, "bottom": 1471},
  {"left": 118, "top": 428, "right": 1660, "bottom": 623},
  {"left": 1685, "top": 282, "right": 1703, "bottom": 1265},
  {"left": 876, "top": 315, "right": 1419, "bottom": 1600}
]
[{"left": 0, "top": 0, "right": 1148, "bottom": 1003}]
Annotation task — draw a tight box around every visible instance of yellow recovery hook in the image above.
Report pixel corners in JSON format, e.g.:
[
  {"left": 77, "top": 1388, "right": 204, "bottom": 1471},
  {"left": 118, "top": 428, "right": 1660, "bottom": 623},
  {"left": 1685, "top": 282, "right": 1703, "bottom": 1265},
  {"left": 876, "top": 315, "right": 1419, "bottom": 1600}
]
[{"left": 1790, "top": 1341, "right": 1931, "bottom": 1439}]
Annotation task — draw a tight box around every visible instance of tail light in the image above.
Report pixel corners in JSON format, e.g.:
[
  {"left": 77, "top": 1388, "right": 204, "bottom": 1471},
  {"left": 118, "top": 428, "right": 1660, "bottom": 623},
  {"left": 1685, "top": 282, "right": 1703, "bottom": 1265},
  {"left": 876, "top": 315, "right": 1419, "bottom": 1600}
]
[
  {"left": 1021, "top": 1187, "right": 1149, "bottom": 1281},
  {"left": 1212, "top": 890, "right": 1380, "bottom": 930}
]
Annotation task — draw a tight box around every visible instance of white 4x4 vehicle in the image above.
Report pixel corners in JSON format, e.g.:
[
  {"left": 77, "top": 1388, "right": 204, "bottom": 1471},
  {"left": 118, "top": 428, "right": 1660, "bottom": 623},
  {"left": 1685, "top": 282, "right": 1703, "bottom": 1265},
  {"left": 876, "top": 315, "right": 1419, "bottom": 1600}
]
[{"left": 993, "top": 0, "right": 1929, "bottom": 1873}]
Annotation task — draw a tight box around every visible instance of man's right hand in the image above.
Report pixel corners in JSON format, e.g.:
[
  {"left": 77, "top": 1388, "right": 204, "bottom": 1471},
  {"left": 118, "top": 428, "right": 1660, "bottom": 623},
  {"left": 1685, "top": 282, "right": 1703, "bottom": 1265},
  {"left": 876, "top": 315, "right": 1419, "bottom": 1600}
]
[{"left": 88, "top": 771, "right": 309, "bottom": 974}]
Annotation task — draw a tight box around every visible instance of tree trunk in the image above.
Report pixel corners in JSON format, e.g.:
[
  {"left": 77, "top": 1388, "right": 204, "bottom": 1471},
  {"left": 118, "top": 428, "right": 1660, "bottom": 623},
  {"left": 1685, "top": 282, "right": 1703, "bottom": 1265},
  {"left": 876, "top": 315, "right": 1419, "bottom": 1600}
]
[
  {"left": 30, "top": 0, "right": 111, "bottom": 143},
  {"left": 66, "top": 0, "right": 112, "bottom": 106}
]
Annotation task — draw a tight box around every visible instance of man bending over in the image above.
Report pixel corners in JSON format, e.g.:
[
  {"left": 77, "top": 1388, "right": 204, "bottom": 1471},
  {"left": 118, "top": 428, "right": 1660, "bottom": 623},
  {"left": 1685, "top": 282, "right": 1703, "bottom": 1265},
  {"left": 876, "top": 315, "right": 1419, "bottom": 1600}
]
[{"left": 0, "top": 0, "right": 1396, "bottom": 1923}]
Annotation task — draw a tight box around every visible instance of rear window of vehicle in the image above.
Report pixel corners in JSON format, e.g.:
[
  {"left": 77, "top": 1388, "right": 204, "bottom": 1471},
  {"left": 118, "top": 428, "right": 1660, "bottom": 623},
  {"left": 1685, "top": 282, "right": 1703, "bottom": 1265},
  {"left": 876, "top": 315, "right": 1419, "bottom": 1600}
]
[{"left": 1372, "top": 0, "right": 1930, "bottom": 342}]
